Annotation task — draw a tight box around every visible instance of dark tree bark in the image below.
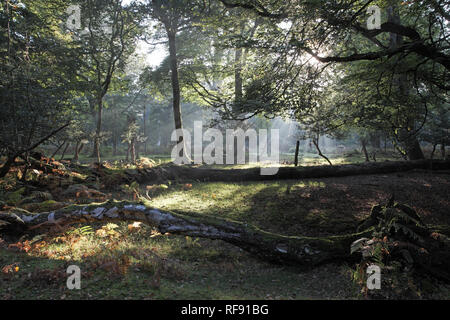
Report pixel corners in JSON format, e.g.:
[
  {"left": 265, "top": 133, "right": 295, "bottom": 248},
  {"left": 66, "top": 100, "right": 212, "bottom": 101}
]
[
  {"left": 51, "top": 141, "right": 66, "bottom": 159},
  {"left": 361, "top": 138, "right": 370, "bottom": 162},
  {"left": 294, "top": 141, "right": 300, "bottom": 167},
  {"left": 312, "top": 135, "right": 333, "bottom": 166},
  {"left": 130, "top": 137, "right": 136, "bottom": 164},
  {"left": 430, "top": 143, "right": 437, "bottom": 160},
  {"left": 405, "top": 138, "right": 425, "bottom": 161},
  {"left": 387, "top": 5, "right": 425, "bottom": 161},
  {"left": 113, "top": 110, "right": 118, "bottom": 157},
  {"left": 234, "top": 47, "right": 243, "bottom": 103},
  {"left": 92, "top": 96, "right": 103, "bottom": 164},
  {"left": 60, "top": 142, "right": 70, "bottom": 160},
  {"left": 73, "top": 141, "right": 80, "bottom": 162},
  {"left": 167, "top": 31, "right": 182, "bottom": 134},
  {"left": 167, "top": 30, "right": 189, "bottom": 161},
  {"left": 73, "top": 141, "right": 84, "bottom": 163},
  {"left": 119, "top": 160, "right": 450, "bottom": 184},
  {"left": 143, "top": 106, "right": 148, "bottom": 155}
]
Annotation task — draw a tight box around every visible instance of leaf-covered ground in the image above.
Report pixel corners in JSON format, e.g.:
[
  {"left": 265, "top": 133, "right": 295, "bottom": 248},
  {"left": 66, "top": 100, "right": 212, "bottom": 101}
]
[{"left": 1, "top": 162, "right": 450, "bottom": 299}]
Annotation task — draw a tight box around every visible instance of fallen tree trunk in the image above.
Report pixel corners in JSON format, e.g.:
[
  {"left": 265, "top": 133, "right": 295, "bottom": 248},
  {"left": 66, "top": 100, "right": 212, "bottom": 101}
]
[
  {"left": 1, "top": 200, "right": 449, "bottom": 281},
  {"left": 0, "top": 200, "right": 371, "bottom": 267},
  {"left": 127, "top": 159, "right": 450, "bottom": 183}
]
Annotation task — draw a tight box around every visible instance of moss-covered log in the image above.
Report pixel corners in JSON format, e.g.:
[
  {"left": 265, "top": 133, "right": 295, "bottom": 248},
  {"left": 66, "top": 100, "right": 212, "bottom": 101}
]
[
  {"left": 0, "top": 201, "right": 372, "bottom": 267},
  {"left": 125, "top": 159, "right": 450, "bottom": 183},
  {"left": 1, "top": 200, "right": 449, "bottom": 280}
]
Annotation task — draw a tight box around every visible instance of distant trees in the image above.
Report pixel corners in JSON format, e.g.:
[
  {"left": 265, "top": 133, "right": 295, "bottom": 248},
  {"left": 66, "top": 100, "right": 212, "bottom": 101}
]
[
  {"left": 69, "top": 0, "right": 143, "bottom": 163},
  {"left": 420, "top": 102, "right": 450, "bottom": 159},
  {"left": 211, "top": 0, "right": 449, "bottom": 160},
  {"left": 1, "top": 0, "right": 448, "bottom": 170},
  {"left": 148, "top": 0, "right": 212, "bottom": 160}
]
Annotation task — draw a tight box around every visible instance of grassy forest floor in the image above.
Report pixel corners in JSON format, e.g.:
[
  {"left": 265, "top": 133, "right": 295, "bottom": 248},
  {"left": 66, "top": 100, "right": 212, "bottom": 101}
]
[{"left": 0, "top": 154, "right": 449, "bottom": 300}]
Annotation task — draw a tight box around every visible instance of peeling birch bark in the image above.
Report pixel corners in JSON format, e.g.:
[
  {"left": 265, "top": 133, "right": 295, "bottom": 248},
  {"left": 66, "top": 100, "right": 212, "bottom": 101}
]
[{"left": 0, "top": 201, "right": 372, "bottom": 267}]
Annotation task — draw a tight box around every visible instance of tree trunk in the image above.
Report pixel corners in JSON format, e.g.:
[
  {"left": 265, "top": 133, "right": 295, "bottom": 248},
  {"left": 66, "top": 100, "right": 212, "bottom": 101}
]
[
  {"left": 167, "top": 30, "right": 189, "bottom": 161},
  {"left": 74, "top": 143, "right": 85, "bottom": 163},
  {"left": 430, "top": 143, "right": 437, "bottom": 160},
  {"left": 92, "top": 96, "right": 103, "bottom": 163},
  {"left": 1, "top": 201, "right": 448, "bottom": 277},
  {"left": 121, "top": 160, "right": 450, "bottom": 184},
  {"left": 136, "top": 140, "right": 140, "bottom": 160},
  {"left": 312, "top": 135, "right": 333, "bottom": 166},
  {"left": 60, "top": 142, "right": 70, "bottom": 160},
  {"left": 387, "top": 6, "right": 424, "bottom": 161},
  {"left": 130, "top": 137, "right": 136, "bottom": 164},
  {"left": 51, "top": 141, "right": 66, "bottom": 159},
  {"left": 73, "top": 141, "right": 80, "bottom": 162},
  {"left": 234, "top": 48, "right": 243, "bottom": 104},
  {"left": 361, "top": 138, "right": 370, "bottom": 162},
  {"left": 0, "top": 201, "right": 370, "bottom": 267},
  {"left": 143, "top": 106, "right": 147, "bottom": 155},
  {"left": 294, "top": 141, "right": 300, "bottom": 167},
  {"left": 113, "top": 110, "right": 118, "bottom": 157}
]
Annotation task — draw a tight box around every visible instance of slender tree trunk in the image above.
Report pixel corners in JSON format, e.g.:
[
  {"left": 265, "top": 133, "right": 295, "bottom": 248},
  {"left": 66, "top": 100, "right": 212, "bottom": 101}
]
[
  {"left": 430, "top": 143, "right": 437, "bottom": 160},
  {"left": 51, "top": 141, "right": 66, "bottom": 159},
  {"left": 294, "top": 141, "right": 300, "bottom": 167},
  {"left": 361, "top": 138, "right": 370, "bottom": 162},
  {"left": 113, "top": 110, "right": 118, "bottom": 156},
  {"left": 93, "top": 96, "right": 103, "bottom": 163},
  {"left": 73, "top": 141, "right": 80, "bottom": 162},
  {"left": 312, "top": 135, "right": 333, "bottom": 166},
  {"left": 60, "top": 142, "right": 70, "bottom": 160},
  {"left": 73, "top": 142, "right": 85, "bottom": 163},
  {"left": 143, "top": 106, "right": 147, "bottom": 155},
  {"left": 441, "top": 143, "right": 446, "bottom": 159},
  {"left": 78, "top": 144, "right": 85, "bottom": 158},
  {"left": 131, "top": 138, "right": 136, "bottom": 164},
  {"left": 167, "top": 30, "right": 189, "bottom": 161},
  {"left": 136, "top": 142, "right": 140, "bottom": 160},
  {"left": 234, "top": 48, "right": 243, "bottom": 104}
]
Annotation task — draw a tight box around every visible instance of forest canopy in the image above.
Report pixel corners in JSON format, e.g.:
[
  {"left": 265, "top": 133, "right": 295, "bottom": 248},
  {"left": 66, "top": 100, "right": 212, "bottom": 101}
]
[{"left": 0, "top": 0, "right": 449, "bottom": 302}]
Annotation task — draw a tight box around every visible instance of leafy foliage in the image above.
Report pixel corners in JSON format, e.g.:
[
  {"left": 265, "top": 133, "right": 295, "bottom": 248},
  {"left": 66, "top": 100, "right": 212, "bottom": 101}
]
[{"left": 352, "top": 199, "right": 450, "bottom": 298}]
